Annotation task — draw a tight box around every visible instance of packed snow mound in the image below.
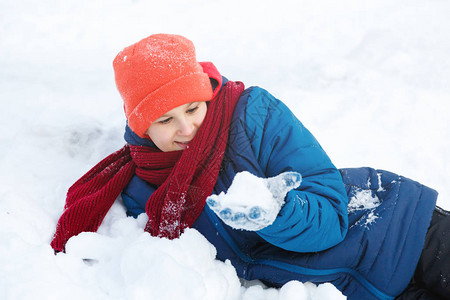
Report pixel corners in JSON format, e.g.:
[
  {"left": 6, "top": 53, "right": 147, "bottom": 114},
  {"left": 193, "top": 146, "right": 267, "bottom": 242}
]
[
  {"left": 207, "top": 171, "right": 301, "bottom": 231},
  {"left": 0, "top": 196, "right": 344, "bottom": 300}
]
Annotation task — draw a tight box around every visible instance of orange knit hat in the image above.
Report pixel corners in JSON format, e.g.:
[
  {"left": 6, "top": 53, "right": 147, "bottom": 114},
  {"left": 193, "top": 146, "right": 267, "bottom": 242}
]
[{"left": 113, "top": 34, "right": 213, "bottom": 138}]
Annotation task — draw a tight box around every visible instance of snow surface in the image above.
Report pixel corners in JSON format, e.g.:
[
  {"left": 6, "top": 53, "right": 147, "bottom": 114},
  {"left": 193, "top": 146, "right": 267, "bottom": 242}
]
[{"left": 1, "top": 0, "right": 450, "bottom": 299}]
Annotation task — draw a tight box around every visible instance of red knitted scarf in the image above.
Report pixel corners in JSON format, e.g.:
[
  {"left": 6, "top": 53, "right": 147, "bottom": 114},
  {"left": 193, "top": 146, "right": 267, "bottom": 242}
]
[{"left": 51, "top": 81, "right": 245, "bottom": 252}]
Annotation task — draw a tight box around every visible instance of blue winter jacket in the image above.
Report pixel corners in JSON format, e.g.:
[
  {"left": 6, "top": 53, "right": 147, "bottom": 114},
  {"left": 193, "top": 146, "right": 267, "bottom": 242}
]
[{"left": 121, "top": 80, "right": 437, "bottom": 300}]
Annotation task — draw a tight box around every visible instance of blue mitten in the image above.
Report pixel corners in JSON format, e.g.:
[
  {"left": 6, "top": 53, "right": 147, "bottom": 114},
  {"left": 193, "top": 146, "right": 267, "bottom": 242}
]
[{"left": 206, "top": 171, "right": 301, "bottom": 231}]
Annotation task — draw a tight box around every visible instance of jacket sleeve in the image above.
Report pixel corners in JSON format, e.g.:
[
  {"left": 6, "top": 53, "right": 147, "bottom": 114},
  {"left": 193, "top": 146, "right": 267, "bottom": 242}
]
[{"left": 244, "top": 87, "right": 348, "bottom": 252}]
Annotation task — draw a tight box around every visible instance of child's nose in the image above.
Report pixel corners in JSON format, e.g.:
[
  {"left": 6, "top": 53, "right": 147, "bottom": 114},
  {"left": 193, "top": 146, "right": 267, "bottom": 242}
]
[{"left": 177, "top": 119, "right": 195, "bottom": 136}]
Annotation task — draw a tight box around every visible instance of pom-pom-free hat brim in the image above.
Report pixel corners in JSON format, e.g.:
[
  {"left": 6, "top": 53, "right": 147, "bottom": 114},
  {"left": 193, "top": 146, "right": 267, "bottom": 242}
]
[{"left": 127, "top": 71, "right": 213, "bottom": 138}]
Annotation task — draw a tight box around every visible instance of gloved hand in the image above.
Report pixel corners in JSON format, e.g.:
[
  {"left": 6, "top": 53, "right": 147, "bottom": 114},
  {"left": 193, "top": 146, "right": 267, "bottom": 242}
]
[{"left": 206, "top": 171, "right": 301, "bottom": 231}]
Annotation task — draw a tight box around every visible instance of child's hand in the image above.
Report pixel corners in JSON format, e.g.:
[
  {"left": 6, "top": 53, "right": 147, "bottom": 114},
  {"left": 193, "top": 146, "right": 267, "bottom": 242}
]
[{"left": 206, "top": 171, "right": 301, "bottom": 231}]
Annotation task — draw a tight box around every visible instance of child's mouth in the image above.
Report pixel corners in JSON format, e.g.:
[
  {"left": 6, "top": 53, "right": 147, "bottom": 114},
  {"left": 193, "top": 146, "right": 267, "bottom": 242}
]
[{"left": 175, "top": 141, "right": 190, "bottom": 149}]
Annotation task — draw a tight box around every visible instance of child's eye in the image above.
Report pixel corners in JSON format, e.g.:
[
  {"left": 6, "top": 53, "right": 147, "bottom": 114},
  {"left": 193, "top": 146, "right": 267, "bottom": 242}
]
[
  {"left": 158, "top": 117, "right": 172, "bottom": 124},
  {"left": 186, "top": 106, "right": 199, "bottom": 114}
]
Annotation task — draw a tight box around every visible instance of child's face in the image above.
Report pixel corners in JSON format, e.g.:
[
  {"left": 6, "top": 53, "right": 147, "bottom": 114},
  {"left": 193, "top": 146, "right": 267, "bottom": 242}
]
[{"left": 146, "top": 101, "right": 208, "bottom": 152}]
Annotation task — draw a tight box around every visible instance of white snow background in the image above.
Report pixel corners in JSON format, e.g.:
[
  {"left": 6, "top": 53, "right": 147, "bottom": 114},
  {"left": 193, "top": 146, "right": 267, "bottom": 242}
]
[{"left": 1, "top": 0, "right": 449, "bottom": 299}]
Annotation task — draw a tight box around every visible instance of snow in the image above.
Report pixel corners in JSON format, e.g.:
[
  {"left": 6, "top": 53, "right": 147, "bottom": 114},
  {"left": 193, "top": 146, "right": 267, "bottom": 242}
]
[
  {"left": 348, "top": 189, "right": 381, "bottom": 214},
  {"left": 1, "top": 0, "right": 450, "bottom": 299},
  {"left": 207, "top": 171, "right": 301, "bottom": 231},
  {"left": 347, "top": 188, "right": 382, "bottom": 229}
]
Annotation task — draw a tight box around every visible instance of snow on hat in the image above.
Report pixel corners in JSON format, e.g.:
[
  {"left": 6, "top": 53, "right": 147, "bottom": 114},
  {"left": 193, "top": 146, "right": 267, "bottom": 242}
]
[{"left": 113, "top": 34, "right": 213, "bottom": 138}]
